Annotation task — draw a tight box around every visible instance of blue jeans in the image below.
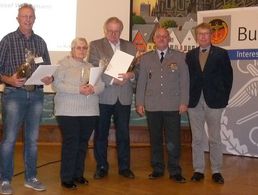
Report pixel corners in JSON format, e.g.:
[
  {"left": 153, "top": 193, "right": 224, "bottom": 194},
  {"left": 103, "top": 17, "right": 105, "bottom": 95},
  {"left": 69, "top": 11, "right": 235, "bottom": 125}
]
[{"left": 0, "top": 87, "right": 44, "bottom": 182}]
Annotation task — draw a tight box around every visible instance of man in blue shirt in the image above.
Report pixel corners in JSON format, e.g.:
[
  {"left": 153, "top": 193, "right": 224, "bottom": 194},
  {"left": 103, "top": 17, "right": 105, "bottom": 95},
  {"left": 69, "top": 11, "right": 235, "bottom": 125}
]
[{"left": 0, "top": 3, "right": 53, "bottom": 194}]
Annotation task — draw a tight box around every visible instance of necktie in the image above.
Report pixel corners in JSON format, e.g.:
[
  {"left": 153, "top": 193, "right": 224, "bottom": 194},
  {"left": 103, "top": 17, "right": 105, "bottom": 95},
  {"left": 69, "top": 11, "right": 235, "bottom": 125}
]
[
  {"left": 201, "top": 49, "right": 207, "bottom": 53},
  {"left": 160, "top": 52, "right": 164, "bottom": 63}
]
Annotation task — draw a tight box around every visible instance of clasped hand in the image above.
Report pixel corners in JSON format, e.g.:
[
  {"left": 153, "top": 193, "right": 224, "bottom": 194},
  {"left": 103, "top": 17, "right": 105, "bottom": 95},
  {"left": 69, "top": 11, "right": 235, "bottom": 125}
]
[{"left": 80, "top": 84, "right": 94, "bottom": 95}]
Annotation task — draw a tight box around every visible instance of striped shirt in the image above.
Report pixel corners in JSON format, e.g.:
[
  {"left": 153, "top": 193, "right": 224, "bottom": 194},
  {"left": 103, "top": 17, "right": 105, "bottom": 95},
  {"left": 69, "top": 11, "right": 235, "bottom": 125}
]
[{"left": 0, "top": 28, "right": 51, "bottom": 76}]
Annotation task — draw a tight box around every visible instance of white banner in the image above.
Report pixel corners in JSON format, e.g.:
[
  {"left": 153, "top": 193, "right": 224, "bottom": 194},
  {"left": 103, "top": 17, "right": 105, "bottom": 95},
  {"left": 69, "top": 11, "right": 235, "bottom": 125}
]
[{"left": 198, "top": 7, "right": 258, "bottom": 157}]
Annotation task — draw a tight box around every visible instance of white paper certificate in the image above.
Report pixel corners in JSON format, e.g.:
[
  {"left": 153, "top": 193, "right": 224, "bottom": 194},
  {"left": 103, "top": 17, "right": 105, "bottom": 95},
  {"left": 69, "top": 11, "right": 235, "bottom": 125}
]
[
  {"left": 104, "top": 50, "right": 134, "bottom": 80},
  {"left": 25, "top": 65, "right": 59, "bottom": 85},
  {"left": 89, "top": 67, "right": 104, "bottom": 86}
]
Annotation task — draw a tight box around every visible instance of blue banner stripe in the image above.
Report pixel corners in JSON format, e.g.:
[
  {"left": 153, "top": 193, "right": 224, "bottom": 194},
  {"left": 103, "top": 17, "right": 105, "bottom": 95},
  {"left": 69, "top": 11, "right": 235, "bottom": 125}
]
[{"left": 228, "top": 49, "right": 258, "bottom": 60}]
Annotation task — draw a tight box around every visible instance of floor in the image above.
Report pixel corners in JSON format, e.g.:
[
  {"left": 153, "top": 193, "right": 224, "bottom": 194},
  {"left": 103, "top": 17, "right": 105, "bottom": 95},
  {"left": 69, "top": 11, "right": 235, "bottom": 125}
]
[{"left": 6, "top": 144, "right": 258, "bottom": 195}]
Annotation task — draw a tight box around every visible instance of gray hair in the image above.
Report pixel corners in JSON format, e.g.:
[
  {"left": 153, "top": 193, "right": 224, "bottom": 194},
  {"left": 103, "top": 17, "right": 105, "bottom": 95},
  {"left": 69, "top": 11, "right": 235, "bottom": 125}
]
[
  {"left": 103, "top": 17, "right": 124, "bottom": 34},
  {"left": 71, "top": 37, "right": 88, "bottom": 49},
  {"left": 18, "top": 3, "right": 35, "bottom": 16},
  {"left": 154, "top": 27, "right": 170, "bottom": 38},
  {"left": 70, "top": 37, "right": 88, "bottom": 57}
]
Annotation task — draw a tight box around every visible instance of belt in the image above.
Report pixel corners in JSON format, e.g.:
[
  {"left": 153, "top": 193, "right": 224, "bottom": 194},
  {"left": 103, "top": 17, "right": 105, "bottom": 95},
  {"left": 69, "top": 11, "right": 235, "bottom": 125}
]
[{"left": 5, "top": 84, "right": 43, "bottom": 91}]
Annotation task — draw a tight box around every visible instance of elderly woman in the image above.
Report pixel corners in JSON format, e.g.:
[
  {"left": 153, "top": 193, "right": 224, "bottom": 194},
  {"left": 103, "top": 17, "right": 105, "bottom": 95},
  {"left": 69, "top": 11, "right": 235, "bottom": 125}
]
[{"left": 53, "top": 37, "right": 104, "bottom": 189}]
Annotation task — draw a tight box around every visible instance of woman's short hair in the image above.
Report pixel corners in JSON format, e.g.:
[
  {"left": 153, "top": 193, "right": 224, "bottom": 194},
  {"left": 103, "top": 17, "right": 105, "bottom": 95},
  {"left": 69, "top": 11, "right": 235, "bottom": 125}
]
[{"left": 71, "top": 37, "right": 88, "bottom": 49}]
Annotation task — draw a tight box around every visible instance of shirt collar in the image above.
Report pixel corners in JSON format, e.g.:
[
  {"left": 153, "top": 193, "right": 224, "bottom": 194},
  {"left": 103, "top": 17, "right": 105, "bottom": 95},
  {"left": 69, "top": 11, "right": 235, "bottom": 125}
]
[
  {"left": 109, "top": 40, "right": 120, "bottom": 52},
  {"left": 200, "top": 45, "right": 211, "bottom": 52},
  {"left": 15, "top": 28, "right": 35, "bottom": 40},
  {"left": 157, "top": 48, "right": 168, "bottom": 57}
]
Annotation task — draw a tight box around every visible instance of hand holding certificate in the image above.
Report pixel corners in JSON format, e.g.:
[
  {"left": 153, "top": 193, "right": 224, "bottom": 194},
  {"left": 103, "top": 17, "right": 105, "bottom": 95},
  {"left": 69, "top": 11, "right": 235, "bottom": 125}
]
[
  {"left": 25, "top": 65, "right": 59, "bottom": 85},
  {"left": 104, "top": 50, "right": 134, "bottom": 81}
]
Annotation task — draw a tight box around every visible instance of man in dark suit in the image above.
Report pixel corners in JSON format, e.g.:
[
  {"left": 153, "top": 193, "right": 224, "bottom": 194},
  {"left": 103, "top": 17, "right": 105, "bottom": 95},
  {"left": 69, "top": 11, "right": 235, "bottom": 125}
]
[
  {"left": 185, "top": 23, "right": 233, "bottom": 184},
  {"left": 136, "top": 28, "right": 189, "bottom": 183},
  {"left": 88, "top": 17, "right": 136, "bottom": 179}
]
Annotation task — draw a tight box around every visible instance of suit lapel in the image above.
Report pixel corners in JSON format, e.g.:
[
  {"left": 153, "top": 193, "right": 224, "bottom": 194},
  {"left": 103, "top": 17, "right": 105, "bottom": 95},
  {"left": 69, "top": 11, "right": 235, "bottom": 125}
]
[
  {"left": 205, "top": 45, "right": 214, "bottom": 65},
  {"left": 103, "top": 38, "right": 115, "bottom": 58},
  {"left": 120, "top": 40, "right": 126, "bottom": 52},
  {"left": 163, "top": 49, "right": 171, "bottom": 64},
  {"left": 153, "top": 50, "right": 161, "bottom": 64}
]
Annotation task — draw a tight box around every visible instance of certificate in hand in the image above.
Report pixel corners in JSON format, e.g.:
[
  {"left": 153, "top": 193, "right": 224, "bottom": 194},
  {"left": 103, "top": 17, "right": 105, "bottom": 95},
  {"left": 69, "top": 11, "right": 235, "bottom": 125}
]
[
  {"left": 25, "top": 65, "right": 59, "bottom": 85},
  {"left": 104, "top": 50, "right": 134, "bottom": 80},
  {"left": 89, "top": 67, "right": 104, "bottom": 86}
]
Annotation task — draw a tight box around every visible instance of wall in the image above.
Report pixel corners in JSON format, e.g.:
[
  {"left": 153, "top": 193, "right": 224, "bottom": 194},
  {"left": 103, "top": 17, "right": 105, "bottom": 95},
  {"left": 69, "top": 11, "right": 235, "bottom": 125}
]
[{"left": 49, "top": 0, "right": 131, "bottom": 64}]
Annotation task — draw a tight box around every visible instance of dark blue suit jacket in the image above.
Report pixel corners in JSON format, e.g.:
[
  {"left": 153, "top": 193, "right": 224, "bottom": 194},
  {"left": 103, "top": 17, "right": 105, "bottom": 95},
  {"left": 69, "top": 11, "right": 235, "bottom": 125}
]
[{"left": 186, "top": 45, "right": 233, "bottom": 109}]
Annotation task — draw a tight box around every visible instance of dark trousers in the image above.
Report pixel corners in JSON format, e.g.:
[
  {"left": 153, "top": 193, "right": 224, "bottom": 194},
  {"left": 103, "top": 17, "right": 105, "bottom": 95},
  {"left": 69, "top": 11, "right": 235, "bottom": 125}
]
[
  {"left": 56, "top": 116, "right": 97, "bottom": 182},
  {"left": 146, "top": 111, "right": 182, "bottom": 176},
  {"left": 94, "top": 101, "right": 131, "bottom": 172}
]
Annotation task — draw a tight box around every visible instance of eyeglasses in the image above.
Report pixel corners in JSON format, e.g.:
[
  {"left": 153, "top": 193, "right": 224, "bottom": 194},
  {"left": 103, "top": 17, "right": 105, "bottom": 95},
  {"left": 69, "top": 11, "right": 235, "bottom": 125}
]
[
  {"left": 75, "top": 46, "right": 88, "bottom": 50},
  {"left": 155, "top": 35, "right": 169, "bottom": 39},
  {"left": 197, "top": 32, "right": 211, "bottom": 36},
  {"left": 106, "top": 30, "right": 120, "bottom": 35},
  {"left": 19, "top": 15, "right": 35, "bottom": 20}
]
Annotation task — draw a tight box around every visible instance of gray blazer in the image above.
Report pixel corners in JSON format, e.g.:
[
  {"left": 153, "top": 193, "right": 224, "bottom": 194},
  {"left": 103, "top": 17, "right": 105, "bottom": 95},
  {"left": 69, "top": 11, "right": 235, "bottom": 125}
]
[
  {"left": 136, "top": 49, "right": 189, "bottom": 111},
  {"left": 88, "top": 38, "right": 136, "bottom": 105}
]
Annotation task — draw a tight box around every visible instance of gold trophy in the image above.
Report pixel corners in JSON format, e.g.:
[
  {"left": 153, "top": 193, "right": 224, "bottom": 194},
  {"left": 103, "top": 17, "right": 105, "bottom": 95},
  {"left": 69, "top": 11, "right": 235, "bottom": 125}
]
[
  {"left": 128, "top": 50, "right": 143, "bottom": 72},
  {"left": 16, "top": 48, "right": 35, "bottom": 91},
  {"left": 99, "top": 57, "right": 109, "bottom": 69},
  {"left": 80, "top": 67, "right": 90, "bottom": 85}
]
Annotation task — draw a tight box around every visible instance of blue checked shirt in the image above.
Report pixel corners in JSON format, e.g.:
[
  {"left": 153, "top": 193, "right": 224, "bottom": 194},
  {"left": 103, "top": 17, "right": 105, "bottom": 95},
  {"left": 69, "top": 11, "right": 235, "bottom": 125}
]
[{"left": 0, "top": 28, "right": 51, "bottom": 76}]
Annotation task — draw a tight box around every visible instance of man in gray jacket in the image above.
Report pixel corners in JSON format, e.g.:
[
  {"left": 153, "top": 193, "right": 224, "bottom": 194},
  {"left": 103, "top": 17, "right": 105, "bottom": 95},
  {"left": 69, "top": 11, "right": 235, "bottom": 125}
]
[
  {"left": 136, "top": 28, "right": 189, "bottom": 183},
  {"left": 88, "top": 17, "right": 136, "bottom": 179}
]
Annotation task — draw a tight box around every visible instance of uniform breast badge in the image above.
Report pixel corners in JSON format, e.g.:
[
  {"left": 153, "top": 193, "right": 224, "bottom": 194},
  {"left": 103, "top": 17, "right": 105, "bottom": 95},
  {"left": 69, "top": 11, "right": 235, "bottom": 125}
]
[{"left": 167, "top": 63, "right": 177, "bottom": 72}]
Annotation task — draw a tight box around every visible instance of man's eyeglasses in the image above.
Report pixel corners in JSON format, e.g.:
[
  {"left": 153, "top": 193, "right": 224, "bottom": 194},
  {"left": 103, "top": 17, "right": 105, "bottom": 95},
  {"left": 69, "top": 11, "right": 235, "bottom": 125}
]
[
  {"left": 106, "top": 30, "right": 120, "bottom": 35},
  {"left": 197, "top": 32, "right": 211, "bottom": 36},
  {"left": 19, "top": 15, "right": 35, "bottom": 20}
]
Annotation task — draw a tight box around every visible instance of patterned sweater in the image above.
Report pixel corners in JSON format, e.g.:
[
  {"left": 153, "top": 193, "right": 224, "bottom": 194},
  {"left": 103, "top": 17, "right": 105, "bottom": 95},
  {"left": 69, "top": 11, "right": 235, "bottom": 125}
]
[{"left": 53, "top": 56, "right": 104, "bottom": 116}]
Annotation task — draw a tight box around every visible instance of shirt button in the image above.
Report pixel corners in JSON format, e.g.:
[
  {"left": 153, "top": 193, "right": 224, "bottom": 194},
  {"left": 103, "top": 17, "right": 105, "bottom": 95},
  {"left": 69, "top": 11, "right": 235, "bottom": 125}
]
[
  {"left": 161, "top": 83, "right": 163, "bottom": 86},
  {"left": 161, "top": 92, "right": 163, "bottom": 94}
]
